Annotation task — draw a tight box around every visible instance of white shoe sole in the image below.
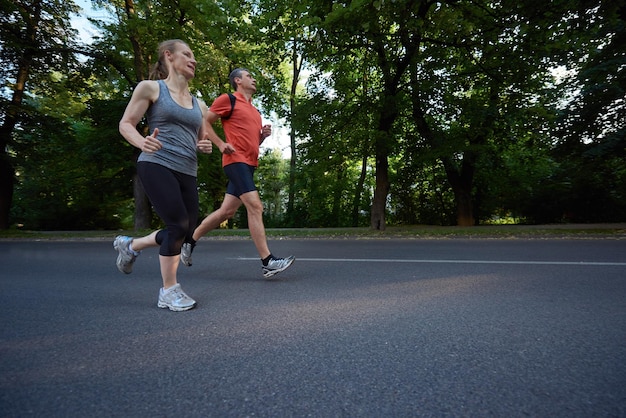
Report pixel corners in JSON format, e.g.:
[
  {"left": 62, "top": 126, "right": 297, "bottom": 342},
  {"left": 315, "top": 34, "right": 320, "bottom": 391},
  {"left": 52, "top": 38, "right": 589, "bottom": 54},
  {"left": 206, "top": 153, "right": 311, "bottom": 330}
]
[{"left": 157, "top": 301, "right": 196, "bottom": 311}]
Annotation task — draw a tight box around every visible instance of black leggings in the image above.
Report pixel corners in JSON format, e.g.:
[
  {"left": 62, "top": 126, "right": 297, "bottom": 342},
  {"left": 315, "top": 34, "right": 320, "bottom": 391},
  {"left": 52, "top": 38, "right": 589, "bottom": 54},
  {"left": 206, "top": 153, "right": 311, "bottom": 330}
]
[{"left": 137, "top": 162, "right": 198, "bottom": 256}]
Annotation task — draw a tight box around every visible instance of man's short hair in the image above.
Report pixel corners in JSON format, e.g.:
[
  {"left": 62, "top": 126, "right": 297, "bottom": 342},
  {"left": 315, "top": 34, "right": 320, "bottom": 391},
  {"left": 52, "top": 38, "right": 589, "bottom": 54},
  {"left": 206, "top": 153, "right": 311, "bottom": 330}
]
[{"left": 229, "top": 68, "right": 249, "bottom": 90}]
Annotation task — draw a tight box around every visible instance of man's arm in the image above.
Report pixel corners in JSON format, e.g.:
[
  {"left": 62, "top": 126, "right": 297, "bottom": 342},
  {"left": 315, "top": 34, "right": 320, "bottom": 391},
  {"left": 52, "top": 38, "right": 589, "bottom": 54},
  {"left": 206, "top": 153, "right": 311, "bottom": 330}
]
[
  {"left": 205, "top": 110, "right": 236, "bottom": 155},
  {"left": 260, "top": 124, "right": 272, "bottom": 145}
]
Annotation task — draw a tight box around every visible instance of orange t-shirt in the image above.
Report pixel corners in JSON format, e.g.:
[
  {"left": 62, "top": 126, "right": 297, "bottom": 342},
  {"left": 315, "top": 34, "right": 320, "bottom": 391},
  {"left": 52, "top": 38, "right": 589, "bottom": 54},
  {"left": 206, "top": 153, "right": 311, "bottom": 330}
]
[{"left": 210, "top": 92, "right": 262, "bottom": 167}]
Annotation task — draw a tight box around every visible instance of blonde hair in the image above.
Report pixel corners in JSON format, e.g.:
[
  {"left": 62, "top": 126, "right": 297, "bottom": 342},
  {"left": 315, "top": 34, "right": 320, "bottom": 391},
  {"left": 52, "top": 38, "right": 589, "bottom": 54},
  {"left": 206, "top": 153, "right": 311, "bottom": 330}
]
[{"left": 149, "top": 39, "right": 189, "bottom": 80}]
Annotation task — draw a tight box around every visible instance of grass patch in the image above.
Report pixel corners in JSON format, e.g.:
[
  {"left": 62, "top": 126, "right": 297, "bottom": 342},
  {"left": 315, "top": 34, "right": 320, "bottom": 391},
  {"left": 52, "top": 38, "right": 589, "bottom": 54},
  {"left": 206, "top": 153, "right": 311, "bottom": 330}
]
[{"left": 1, "top": 224, "right": 625, "bottom": 240}]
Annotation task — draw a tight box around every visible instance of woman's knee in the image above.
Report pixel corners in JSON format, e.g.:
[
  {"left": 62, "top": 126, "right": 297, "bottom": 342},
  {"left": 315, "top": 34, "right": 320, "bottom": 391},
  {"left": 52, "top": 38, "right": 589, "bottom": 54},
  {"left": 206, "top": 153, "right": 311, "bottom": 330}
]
[
  {"left": 171, "top": 218, "right": 190, "bottom": 238},
  {"left": 165, "top": 219, "right": 189, "bottom": 246}
]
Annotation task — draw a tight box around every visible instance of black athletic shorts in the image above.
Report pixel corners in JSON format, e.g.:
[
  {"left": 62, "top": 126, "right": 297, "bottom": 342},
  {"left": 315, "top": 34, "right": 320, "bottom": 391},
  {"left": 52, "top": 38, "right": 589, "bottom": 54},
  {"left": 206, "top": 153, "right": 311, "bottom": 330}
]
[{"left": 224, "top": 162, "right": 257, "bottom": 198}]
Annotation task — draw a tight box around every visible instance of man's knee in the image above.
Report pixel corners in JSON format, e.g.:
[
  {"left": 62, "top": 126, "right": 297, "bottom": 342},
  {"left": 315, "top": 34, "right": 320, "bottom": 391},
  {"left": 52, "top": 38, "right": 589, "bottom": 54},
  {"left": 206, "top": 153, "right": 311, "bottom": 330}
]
[
  {"left": 218, "top": 196, "right": 241, "bottom": 220},
  {"left": 241, "top": 191, "right": 261, "bottom": 207},
  {"left": 221, "top": 207, "right": 238, "bottom": 219},
  {"left": 202, "top": 206, "right": 236, "bottom": 223}
]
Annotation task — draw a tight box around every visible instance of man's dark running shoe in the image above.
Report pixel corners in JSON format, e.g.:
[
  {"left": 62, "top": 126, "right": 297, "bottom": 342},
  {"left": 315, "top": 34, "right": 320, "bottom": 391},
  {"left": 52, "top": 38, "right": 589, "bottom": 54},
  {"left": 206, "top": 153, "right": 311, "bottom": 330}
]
[
  {"left": 262, "top": 255, "right": 295, "bottom": 278},
  {"left": 180, "top": 242, "right": 193, "bottom": 266}
]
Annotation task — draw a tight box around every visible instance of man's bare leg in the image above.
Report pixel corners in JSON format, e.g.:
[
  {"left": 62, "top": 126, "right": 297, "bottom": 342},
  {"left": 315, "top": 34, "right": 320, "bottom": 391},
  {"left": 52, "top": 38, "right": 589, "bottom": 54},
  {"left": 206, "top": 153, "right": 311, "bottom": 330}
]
[
  {"left": 240, "top": 189, "right": 294, "bottom": 278},
  {"left": 193, "top": 194, "right": 242, "bottom": 240},
  {"left": 240, "top": 190, "right": 271, "bottom": 260}
]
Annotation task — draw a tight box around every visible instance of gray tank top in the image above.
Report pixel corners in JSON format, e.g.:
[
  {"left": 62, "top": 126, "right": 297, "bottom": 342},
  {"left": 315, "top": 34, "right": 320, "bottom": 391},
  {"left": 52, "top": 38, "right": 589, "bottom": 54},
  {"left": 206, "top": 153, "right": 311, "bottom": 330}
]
[{"left": 137, "top": 80, "right": 202, "bottom": 176}]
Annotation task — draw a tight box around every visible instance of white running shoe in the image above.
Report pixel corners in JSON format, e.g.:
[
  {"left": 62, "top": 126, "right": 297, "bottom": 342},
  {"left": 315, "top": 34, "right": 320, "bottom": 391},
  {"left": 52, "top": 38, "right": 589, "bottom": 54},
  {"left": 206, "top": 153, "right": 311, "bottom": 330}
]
[
  {"left": 157, "top": 284, "right": 197, "bottom": 311},
  {"left": 113, "top": 235, "right": 137, "bottom": 274}
]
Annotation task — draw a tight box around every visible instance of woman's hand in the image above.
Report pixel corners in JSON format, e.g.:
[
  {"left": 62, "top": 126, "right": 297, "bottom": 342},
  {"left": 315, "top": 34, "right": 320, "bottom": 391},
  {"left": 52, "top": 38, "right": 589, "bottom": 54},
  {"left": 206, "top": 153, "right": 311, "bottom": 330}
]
[
  {"left": 142, "top": 128, "right": 163, "bottom": 153},
  {"left": 197, "top": 138, "right": 213, "bottom": 154}
]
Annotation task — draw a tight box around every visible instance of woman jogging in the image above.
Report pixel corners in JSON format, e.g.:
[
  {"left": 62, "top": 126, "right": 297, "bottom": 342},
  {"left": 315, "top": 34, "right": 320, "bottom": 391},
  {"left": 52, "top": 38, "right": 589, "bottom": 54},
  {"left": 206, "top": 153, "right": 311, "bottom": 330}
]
[{"left": 114, "top": 39, "right": 212, "bottom": 311}]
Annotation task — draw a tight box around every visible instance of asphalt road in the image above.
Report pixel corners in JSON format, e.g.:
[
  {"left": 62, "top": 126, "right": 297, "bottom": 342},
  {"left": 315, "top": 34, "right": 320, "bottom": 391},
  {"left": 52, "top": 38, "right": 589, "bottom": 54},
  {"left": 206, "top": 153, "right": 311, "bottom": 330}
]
[{"left": 1, "top": 237, "right": 625, "bottom": 417}]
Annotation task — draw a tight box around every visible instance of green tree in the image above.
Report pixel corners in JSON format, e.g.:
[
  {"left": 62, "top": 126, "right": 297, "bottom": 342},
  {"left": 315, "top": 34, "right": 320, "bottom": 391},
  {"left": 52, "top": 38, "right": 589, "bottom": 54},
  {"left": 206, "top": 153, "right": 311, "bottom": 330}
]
[
  {"left": 407, "top": 0, "right": 589, "bottom": 225},
  {"left": 317, "top": 0, "right": 434, "bottom": 230},
  {"left": 11, "top": 97, "right": 131, "bottom": 229},
  {"left": 0, "top": 0, "right": 80, "bottom": 229},
  {"left": 3, "top": 0, "right": 623, "bottom": 230},
  {"left": 256, "top": 148, "right": 289, "bottom": 226},
  {"left": 252, "top": 1, "right": 314, "bottom": 226},
  {"left": 291, "top": 0, "right": 611, "bottom": 227},
  {"left": 289, "top": 0, "right": 438, "bottom": 229},
  {"left": 544, "top": 1, "right": 626, "bottom": 222},
  {"left": 83, "top": 0, "right": 232, "bottom": 229},
  {"left": 82, "top": 0, "right": 290, "bottom": 230},
  {"left": 293, "top": 54, "right": 378, "bottom": 227}
]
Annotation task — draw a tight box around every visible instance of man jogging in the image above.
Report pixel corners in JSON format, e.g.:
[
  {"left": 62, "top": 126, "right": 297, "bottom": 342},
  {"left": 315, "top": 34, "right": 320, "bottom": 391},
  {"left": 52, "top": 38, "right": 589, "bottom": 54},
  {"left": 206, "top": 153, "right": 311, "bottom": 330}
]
[{"left": 182, "top": 68, "right": 294, "bottom": 278}]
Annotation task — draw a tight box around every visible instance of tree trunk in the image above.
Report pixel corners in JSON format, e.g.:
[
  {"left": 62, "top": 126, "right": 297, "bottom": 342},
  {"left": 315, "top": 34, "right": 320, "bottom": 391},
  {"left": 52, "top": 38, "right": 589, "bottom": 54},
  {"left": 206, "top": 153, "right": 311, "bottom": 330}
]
[
  {"left": 133, "top": 172, "right": 152, "bottom": 230},
  {"left": 331, "top": 164, "right": 345, "bottom": 227},
  {"left": 370, "top": 100, "right": 396, "bottom": 231},
  {"left": 351, "top": 154, "right": 367, "bottom": 226},
  {"left": 442, "top": 156, "right": 476, "bottom": 226},
  {"left": 0, "top": 159, "right": 14, "bottom": 229},
  {"left": 287, "top": 42, "right": 301, "bottom": 224},
  {"left": 454, "top": 189, "right": 474, "bottom": 226},
  {"left": 0, "top": 110, "right": 18, "bottom": 229},
  {"left": 123, "top": 0, "right": 153, "bottom": 231},
  {"left": 0, "top": 4, "right": 37, "bottom": 229},
  {"left": 371, "top": 151, "right": 389, "bottom": 230}
]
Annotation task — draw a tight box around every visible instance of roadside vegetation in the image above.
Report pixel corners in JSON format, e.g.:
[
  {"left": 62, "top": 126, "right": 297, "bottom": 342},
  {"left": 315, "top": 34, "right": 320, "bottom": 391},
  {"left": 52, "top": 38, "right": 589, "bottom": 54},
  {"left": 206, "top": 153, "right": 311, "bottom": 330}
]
[
  {"left": 2, "top": 1, "right": 624, "bottom": 231},
  {"left": 2, "top": 224, "right": 624, "bottom": 241}
]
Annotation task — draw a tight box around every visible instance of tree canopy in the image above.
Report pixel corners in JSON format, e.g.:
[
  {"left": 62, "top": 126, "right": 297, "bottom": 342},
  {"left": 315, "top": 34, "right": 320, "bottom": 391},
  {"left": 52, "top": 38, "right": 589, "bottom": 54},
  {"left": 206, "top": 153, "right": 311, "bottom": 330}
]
[{"left": 1, "top": 0, "right": 624, "bottom": 230}]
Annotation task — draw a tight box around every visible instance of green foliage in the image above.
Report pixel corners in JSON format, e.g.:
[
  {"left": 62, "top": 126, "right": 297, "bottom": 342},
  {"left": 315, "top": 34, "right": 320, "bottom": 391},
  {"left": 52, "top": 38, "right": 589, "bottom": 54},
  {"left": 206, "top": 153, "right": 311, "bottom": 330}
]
[
  {"left": 3, "top": 0, "right": 625, "bottom": 230},
  {"left": 11, "top": 114, "right": 128, "bottom": 229},
  {"left": 0, "top": 0, "right": 81, "bottom": 83},
  {"left": 256, "top": 148, "right": 289, "bottom": 226},
  {"left": 391, "top": 158, "right": 457, "bottom": 226}
]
